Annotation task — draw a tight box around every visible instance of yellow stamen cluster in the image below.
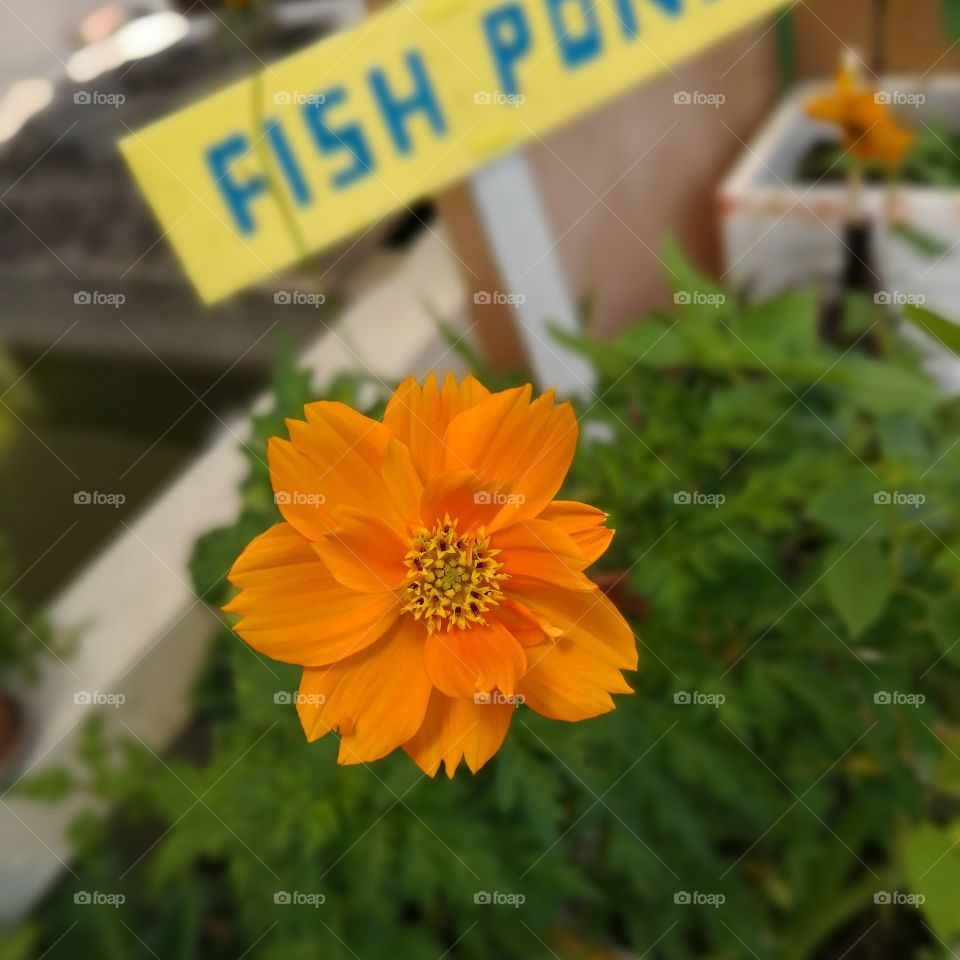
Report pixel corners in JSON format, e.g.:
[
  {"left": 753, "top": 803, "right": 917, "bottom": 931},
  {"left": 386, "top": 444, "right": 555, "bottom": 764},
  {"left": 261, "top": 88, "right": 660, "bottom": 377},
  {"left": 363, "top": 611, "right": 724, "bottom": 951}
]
[{"left": 403, "top": 514, "right": 507, "bottom": 632}]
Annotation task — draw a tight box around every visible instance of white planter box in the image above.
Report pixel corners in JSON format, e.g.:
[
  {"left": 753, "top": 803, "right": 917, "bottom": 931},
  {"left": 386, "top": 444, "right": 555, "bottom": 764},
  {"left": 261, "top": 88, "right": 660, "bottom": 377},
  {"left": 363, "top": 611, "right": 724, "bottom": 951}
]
[{"left": 720, "top": 78, "right": 960, "bottom": 390}]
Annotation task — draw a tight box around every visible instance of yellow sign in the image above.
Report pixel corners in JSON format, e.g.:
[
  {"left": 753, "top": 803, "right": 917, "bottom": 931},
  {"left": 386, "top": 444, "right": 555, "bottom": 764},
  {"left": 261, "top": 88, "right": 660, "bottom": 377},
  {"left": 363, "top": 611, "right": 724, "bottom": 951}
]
[{"left": 121, "top": 0, "right": 787, "bottom": 302}]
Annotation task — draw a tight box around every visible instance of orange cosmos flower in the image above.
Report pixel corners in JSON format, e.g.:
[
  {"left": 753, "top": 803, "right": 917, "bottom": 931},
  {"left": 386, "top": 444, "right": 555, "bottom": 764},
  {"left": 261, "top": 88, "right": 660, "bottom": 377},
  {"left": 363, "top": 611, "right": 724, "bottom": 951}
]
[
  {"left": 806, "top": 66, "right": 915, "bottom": 169},
  {"left": 224, "top": 375, "right": 637, "bottom": 777}
]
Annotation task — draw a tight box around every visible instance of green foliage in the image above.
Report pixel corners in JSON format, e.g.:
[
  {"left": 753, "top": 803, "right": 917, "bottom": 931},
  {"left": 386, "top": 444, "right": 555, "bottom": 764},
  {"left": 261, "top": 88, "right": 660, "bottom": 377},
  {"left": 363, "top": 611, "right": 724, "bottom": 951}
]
[
  {"left": 0, "top": 540, "right": 61, "bottom": 685},
  {"left": 20, "top": 260, "right": 960, "bottom": 959}
]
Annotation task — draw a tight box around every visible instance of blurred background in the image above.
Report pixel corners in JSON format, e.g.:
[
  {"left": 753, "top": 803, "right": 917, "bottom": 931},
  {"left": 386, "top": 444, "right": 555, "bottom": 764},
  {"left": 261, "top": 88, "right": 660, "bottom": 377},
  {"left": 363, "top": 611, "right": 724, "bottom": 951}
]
[{"left": 6, "top": 1, "right": 960, "bottom": 958}]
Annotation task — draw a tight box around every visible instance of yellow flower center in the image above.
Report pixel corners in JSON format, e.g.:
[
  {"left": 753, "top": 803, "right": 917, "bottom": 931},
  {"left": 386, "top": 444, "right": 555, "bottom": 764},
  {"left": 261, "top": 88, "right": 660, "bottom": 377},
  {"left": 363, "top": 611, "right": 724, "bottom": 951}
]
[{"left": 402, "top": 514, "right": 507, "bottom": 632}]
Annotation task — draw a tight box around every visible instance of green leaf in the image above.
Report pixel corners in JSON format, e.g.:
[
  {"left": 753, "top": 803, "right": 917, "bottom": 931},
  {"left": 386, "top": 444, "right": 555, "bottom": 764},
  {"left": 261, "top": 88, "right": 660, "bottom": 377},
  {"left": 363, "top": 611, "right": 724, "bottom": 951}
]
[
  {"left": 807, "top": 476, "right": 888, "bottom": 542},
  {"left": 927, "top": 594, "right": 960, "bottom": 664},
  {"left": 943, "top": 0, "right": 960, "bottom": 40},
  {"left": 904, "top": 822, "right": 960, "bottom": 941},
  {"left": 823, "top": 539, "right": 891, "bottom": 638},
  {"left": 903, "top": 303, "right": 960, "bottom": 357},
  {"left": 12, "top": 766, "right": 73, "bottom": 801},
  {"left": 888, "top": 221, "right": 951, "bottom": 258}
]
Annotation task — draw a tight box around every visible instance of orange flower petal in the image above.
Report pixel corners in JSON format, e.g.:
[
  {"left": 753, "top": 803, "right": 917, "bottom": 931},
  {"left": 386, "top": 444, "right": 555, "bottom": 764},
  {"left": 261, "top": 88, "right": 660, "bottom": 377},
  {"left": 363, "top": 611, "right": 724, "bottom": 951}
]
[
  {"left": 539, "top": 501, "right": 614, "bottom": 564},
  {"left": 423, "top": 618, "right": 526, "bottom": 698},
  {"left": 496, "top": 519, "right": 593, "bottom": 592},
  {"left": 442, "top": 386, "right": 578, "bottom": 530},
  {"left": 403, "top": 691, "right": 514, "bottom": 777},
  {"left": 519, "top": 582, "right": 638, "bottom": 675},
  {"left": 380, "top": 438, "right": 423, "bottom": 529},
  {"left": 419, "top": 469, "right": 504, "bottom": 531},
  {"left": 313, "top": 509, "right": 409, "bottom": 594},
  {"left": 496, "top": 598, "right": 549, "bottom": 647},
  {"left": 269, "top": 404, "right": 405, "bottom": 542},
  {"left": 225, "top": 523, "right": 398, "bottom": 665},
  {"left": 517, "top": 587, "right": 636, "bottom": 721},
  {"left": 296, "top": 616, "right": 432, "bottom": 764},
  {"left": 383, "top": 373, "right": 491, "bottom": 481},
  {"left": 520, "top": 635, "right": 634, "bottom": 721}
]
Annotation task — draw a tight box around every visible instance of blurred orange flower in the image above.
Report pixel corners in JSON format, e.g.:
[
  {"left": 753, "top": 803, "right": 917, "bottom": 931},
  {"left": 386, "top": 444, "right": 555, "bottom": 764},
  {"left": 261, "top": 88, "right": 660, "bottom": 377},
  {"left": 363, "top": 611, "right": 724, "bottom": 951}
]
[
  {"left": 806, "top": 66, "right": 915, "bottom": 169},
  {"left": 225, "top": 376, "right": 637, "bottom": 776}
]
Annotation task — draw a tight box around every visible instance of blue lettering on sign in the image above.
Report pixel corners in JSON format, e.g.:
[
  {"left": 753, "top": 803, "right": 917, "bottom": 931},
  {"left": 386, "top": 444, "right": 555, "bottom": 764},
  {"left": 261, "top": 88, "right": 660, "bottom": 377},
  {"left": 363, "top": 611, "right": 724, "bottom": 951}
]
[
  {"left": 205, "top": 0, "right": 704, "bottom": 236},
  {"left": 483, "top": 4, "right": 532, "bottom": 96},
  {"left": 368, "top": 50, "right": 447, "bottom": 155},
  {"left": 547, "top": 0, "right": 603, "bottom": 67},
  {"left": 615, "top": 0, "right": 685, "bottom": 39},
  {"left": 303, "top": 86, "right": 375, "bottom": 190},
  {"left": 206, "top": 134, "right": 266, "bottom": 235},
  {"left": 265, "top": 119, "right": 311, "bottom": 206}
]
